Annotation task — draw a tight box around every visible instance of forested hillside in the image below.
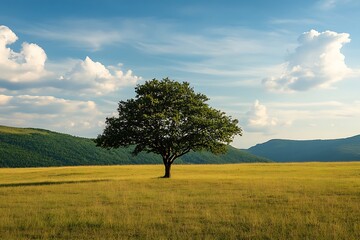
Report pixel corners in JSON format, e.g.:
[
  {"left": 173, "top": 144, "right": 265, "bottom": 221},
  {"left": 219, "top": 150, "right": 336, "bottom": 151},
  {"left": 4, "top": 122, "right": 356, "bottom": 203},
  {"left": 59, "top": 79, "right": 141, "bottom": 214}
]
[
  {"left": 246, "top": 135, "right": 360, "bottom": 162},
  {"left": 0, "top": 125, "right": 270, "bottom": 167}
]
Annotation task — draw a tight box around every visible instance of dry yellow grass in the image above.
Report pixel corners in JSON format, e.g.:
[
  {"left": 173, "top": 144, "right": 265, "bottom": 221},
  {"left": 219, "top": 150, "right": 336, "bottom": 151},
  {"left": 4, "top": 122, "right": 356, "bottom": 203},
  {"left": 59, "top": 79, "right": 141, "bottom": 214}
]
[{"left": 0, "top": 162, "right": 359, "bottom": 239}]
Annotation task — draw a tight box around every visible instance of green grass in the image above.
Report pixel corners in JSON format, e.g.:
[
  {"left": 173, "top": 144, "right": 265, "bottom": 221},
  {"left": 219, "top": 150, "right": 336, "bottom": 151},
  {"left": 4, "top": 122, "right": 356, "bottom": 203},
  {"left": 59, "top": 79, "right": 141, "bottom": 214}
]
[
  {"left": 0, "top": 162, "right": 359, "bottom": 239},
  {"left": 0, "top": 125, "right": 47, "bottom": 135}
]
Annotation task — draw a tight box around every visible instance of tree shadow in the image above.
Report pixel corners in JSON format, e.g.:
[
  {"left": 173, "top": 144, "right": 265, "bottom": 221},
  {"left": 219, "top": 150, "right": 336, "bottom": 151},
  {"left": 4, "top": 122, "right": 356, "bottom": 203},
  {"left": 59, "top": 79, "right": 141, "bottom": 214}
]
[
  {"left": 151, "top": 176, "right": 170, "bottom": 179},
  {"left": 0, "top": 179, "right": 111, "bottom": 188}
]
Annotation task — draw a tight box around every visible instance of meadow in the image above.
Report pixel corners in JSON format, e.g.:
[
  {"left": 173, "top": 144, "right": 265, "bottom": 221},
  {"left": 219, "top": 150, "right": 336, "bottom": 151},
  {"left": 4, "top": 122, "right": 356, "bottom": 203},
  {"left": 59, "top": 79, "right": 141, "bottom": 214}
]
[{"left": 0, "top": 162, "right": 359, "bottom": 239}]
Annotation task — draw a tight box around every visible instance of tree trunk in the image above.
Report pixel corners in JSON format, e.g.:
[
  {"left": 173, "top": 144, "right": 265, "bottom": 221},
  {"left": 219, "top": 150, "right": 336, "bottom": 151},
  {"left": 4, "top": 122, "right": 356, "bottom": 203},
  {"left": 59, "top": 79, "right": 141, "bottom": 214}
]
[{"left": 163, "top": 162, "right": 171, "bottom": 178}]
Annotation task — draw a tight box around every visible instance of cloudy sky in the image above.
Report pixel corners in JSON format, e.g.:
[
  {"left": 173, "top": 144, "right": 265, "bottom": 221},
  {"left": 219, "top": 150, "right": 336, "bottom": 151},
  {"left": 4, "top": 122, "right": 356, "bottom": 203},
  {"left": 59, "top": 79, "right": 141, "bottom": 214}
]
[{"left": 1, "top": 0, "right": 360, "bottom": 148}]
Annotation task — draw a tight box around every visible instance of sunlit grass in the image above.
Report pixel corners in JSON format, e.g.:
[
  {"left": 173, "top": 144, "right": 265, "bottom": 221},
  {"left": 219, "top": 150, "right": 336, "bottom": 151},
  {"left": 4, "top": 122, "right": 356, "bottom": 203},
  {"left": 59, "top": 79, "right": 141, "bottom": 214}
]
[
  {"left": 0, "top": 162, "right": 359, "bottom": 239},
  {"left": 0, "top": 125, "right": 47, "bottom": 135}
]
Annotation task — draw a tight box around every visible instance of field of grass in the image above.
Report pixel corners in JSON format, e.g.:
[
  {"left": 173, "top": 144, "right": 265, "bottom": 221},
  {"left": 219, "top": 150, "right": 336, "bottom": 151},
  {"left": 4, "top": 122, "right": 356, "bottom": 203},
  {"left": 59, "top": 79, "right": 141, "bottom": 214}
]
[{"left": 0, "top": 162, "right": 359, "bottom": 239}]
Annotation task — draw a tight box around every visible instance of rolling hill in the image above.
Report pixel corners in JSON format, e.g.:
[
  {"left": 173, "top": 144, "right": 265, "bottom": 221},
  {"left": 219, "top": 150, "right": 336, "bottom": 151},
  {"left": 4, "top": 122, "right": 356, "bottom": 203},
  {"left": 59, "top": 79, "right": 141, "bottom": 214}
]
[
  {"left": 0, "top": 125, "right": 270, "bottom": 167},
  {"left": 246, "top": 135, "right": 360, "bottom": 162}
]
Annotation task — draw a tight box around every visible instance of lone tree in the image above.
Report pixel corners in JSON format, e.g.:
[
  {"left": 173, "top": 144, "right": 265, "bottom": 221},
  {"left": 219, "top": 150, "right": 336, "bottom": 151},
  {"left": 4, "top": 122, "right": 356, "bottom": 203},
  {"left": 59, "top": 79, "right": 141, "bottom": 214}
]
[{"left": 95, "top": 78, "right": 242, "bottom": 178}]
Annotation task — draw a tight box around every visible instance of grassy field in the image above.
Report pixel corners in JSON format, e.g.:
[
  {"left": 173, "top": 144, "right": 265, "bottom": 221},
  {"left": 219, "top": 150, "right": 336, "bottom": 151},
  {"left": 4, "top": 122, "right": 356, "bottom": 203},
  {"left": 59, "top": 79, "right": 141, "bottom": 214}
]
[{"left": 0, "top": 163, "right": 359, "bottom": 239}]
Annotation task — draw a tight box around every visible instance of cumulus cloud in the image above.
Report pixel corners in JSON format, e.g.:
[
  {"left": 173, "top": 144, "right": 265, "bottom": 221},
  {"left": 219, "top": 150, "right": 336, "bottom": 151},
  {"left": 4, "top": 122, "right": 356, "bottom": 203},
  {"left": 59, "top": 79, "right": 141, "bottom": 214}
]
[
  {"left": 10, "top": 95, "right": 98, "bottom": 114},
  {"left": 59, "top": 56, "right": 141, "bottom": 95},
  {"left": 0, "top": 26, "right": 144, "bottom": 137},
  {"left": 263, "top": 29, "right": 351, "bottom": 92},
  {"left": 243, "top": 100, "right": 278, "bottom": 132},
  {"left": 0, "top": 26, "right": 141, "bottom": 95},
  {"left": 0, "top": 25, "right": 48, "bottom": 83},
  {"left": 0, "top": 94, "right": 104, "bottom": 136}
]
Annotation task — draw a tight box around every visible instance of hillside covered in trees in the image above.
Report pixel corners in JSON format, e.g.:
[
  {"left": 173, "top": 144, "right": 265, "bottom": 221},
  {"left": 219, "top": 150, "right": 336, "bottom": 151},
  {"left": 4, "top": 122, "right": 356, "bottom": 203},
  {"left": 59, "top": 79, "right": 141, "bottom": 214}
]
[
  {"left": 246, "top": 136, "right": 360, "bottom": 162},
  {"left": 0, "top": 125, "right": 270, "bottom": 167}
]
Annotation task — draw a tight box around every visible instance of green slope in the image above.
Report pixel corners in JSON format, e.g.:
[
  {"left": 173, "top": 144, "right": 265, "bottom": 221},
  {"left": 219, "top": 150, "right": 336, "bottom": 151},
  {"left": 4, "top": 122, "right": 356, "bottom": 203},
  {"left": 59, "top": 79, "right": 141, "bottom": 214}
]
[
  {"left": 246, "top": 135, "right": 360, "bottom": 162},
  {"left": 0, "top": 125, "right": 270, "bottom": 167}
]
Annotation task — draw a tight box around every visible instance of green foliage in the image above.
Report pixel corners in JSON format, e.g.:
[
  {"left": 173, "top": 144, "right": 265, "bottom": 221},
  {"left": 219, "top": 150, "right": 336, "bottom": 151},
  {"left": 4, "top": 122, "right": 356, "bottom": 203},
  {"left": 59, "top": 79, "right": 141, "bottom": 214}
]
[
  {"left": 0, "top": 125, "right": 269, "bottom": 168},
  {"left": 96, "top": 78, "right": 242, "bottom": 176},
  {"left": 247, "top": 135, "right": 360, "bottom": 162}
]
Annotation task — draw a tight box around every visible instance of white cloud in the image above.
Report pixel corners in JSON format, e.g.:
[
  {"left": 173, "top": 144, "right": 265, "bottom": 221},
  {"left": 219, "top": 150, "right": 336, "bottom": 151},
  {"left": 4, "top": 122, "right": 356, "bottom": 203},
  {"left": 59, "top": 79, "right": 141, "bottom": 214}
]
[
  {"left": 32, "top": 27, "right": 124, "bottom": 51},
  {"left": 315, "top": 0, "right": 352, "bottom": 10},
  {"left": 0, "top": 26, "right": 141, "bottom": 95},
  {"left": 263, "top": 29, "right": 351, "bottom": 92},
  {"left": 0, "top": 94, "right": 105, "bottom": 137},
  {"left": 317, "top": 0, "right": 338, "bottom": 9},
  {"left": 59, "top": 56, "right": 141, "bottom": 95},
  {"left": 136, "top": 27, "right": 280, "bottom": 57},
  {"left": 22, "top": 19, "right": 144, "bottom": 51},
  {"left": 0, "top": 26, "right": 143, "bottom": 137},
  {"left": 0, "top": 25, "right": 48, "bottom": 83},
  {"left": 269, "top": 18, "right": 319, "bottom": 25},
  {"left": 243, "top": 100, "right": 278, "bottom": 132},
  {"left": 235, "top": 99, "right": 360, "bottom": 148},
  {"left": 0, "top": 94, "right": 12, "bottom": 105},
  {"left": 253, "top": 100, "right": 360, "bottom": 128},
  {"left": 11, "top": 95, "right": 98, "bottom": 114},
  {"left": 20, "top": 21, "right": 291, "bottom": 89}
]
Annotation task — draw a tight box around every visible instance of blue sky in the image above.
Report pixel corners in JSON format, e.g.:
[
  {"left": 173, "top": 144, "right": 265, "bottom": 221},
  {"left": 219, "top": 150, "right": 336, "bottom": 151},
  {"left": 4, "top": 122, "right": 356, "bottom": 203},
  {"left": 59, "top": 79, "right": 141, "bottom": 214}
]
[{"left": 1, "top": 0, "right": 360, "bottom": 148}]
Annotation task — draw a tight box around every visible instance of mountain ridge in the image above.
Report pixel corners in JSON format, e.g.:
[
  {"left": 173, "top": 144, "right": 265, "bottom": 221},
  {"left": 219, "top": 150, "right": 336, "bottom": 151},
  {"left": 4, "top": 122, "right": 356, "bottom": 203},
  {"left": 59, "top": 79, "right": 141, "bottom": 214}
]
[{"left": 246, "top": 135, "right": 360, "bottom": 162}]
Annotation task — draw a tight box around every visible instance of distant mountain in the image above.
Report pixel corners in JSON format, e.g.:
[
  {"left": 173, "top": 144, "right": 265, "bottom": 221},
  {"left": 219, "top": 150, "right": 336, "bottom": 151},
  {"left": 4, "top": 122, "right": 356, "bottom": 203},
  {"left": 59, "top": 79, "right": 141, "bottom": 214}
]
[
  {"left": 246, "top": 135, "right": 360, "bottom": 162},
  {"left": 0, "top": 125, "right": 270, "bottom": 167}
]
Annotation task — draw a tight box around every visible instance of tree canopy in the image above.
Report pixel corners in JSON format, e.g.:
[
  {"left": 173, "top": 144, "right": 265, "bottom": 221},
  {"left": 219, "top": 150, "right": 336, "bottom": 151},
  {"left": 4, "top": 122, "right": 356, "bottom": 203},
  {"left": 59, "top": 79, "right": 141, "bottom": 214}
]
[{"left": 95, "top": 78, "right": 242, "bottom": 177}]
